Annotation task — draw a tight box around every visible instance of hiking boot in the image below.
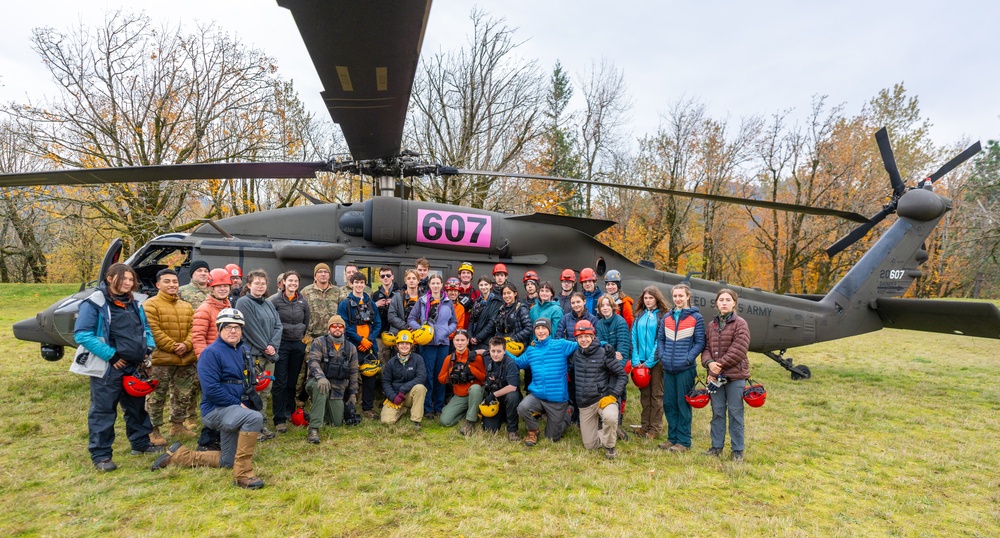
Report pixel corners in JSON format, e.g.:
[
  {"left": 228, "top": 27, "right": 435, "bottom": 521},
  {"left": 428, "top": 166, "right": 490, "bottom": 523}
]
[
  {"left": 170, "top": 422, "right": 197, "bottom": 439},
  {"left": 183, "top": 418, "right": 199, "bottom": 431},
  {"left": 524, "top": 430, "right": 539, "bottom": 447},
  {"left": 731, "top": 450, "right": 744, "bottom": 461},
  {"left": 458, "top": 420, "right": 474, "bottom": 436},
  {"left": 669, "top": 444, "right": 689, "bottom": 453},
  {"left": 94, "top": 459, "right": 117, "bottom": 472},
  {"left": 258, "top": 427, "right": 276, "bottom": 441},
  {"left": 507, "top": 431, "right": 520, "bottom": 442},
  {"left": 149, "top": 427, "right": 168, "bottom": 446},
  {"left": 658, "top": 441, "right": 674, "bottom": 450},
  {"left": 307, "top": 428, "right": 320, "bottom": 444},
  {"left": 131, "top": 444, "right": 165, "bottom": 456},
  {"left": 704, "top": 447, "right": 723, "bottom": 457},
  {"left": 275, "top": 423, "right": 288, "bottom": 434},
  {"left": 151, "top": 442, "right": 183, "bottom": 470},
  {"left": 617, "top": 429, "right": 629, "bottom": 442},
  {"left": 412, "top": 421, "right": 421, "bottom": 431},
  {"left": 604, "top": 447, "right": 618, "bottom": 460}
]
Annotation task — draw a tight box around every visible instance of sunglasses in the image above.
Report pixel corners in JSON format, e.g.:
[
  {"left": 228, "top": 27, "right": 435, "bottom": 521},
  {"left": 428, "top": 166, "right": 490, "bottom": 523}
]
[{"left": 380, "top": 274, "right": 393, "bottom": 278}]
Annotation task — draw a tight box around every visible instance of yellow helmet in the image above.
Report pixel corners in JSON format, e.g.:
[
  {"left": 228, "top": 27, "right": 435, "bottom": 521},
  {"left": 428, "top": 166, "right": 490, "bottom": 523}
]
[
  {"left": 359, "top": 361, "right": 381, "bottom": 377},
  {"left": 412, "top": 324, "right": 435, "bottom": 346},
  {"left": 458, "top": 262, "right": 475, "bottom": 275},
  {"left": 504, "top": 337, "right": 525, "bottom": 357},
  {"left": 380, "top": 332, "right": 397, "bottom": 347},
  {"left": 395, "top": 330, "right": 414, "bottom": 344},
  {"left": 478, "top": 397, "right": 500, "bottom": 418}
]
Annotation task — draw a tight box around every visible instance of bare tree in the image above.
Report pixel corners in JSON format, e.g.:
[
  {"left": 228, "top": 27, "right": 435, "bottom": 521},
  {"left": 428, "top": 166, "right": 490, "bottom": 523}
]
[
  {"left": 0, "top": 119, "right": 49, "bottom": 282},
  {"left": 406, "top": 9, "right": 544, "bottom": 208},
  {"left": 576, "top": 59, "right": 632, "bottom": 216}
]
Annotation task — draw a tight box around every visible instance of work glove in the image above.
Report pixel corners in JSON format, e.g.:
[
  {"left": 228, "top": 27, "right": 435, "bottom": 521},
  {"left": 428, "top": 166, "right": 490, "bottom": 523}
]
[
  {"left": 384, "top": 398, "right": 401, "bottom": 410},
  {"left": 358, "top": 338, "right": 373, "bottom": 352},
  {"left": 347, "top": 394, "right": 357, "bottom": 406},
  {"left": 316, "top": 377, "right": 331, "bottom": 396},
  {"left": 598, "top": 395, "right": 618, "bottom": 410},
  {"left": 302, "top": 335, "right": 313, "bottom": 346},
  {"left": 393, "top": 391, "right": 406, "bottom": 406}
]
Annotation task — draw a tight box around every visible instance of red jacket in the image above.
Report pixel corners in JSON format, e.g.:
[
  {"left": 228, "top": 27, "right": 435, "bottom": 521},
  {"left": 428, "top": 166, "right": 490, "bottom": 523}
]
[
  {"left": 438, "top": 349, "right": 486, "bottom": 397},
  {"left": 192, "top": 295, "right": 230, "bottom": 358}
]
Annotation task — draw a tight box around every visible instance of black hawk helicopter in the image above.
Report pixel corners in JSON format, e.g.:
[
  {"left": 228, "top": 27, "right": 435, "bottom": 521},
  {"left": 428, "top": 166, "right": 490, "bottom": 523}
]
[{"left": 4, "top": 1, "right": 999, "bottom": 379}]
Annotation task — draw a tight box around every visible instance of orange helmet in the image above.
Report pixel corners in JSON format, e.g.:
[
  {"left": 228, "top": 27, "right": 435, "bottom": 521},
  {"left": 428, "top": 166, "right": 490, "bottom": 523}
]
[
  {"left": 631, "top": 364, "right": 651, "bottom": 388},
  {"left": 573, "top": 320, "right": 596, "bottom": 336},
  {"left": 225, "top": 263, "right": 243, "bottom": 278},
  {"left": 445, "top": 277, "right": 462, "bottom": 291},
  {"left": 208, "top": 268, "right": 233, "bottom": 287},
  {"left": 523, "top": 270, "right": 539, "bottom": 284},
  {"left": 123, "top": 374, "right": 158, "bottom": 397},
  {"left": 560, "top": 269, "right": 576, "bottom": 282},
  {"left": 743, "top": 380, "right": 767, "bottom": 408},
  {"left": 492, "top": 263, "right": 508, "bottom": 275},
  {"left": 579, "top": 268, "right": 597, "bottom": 282},
  {"left": 255, "top": 370, "right": 272, "bottom": 392},
  {"left": 291, "top": 407, "right": 309, "bottom": 427}
]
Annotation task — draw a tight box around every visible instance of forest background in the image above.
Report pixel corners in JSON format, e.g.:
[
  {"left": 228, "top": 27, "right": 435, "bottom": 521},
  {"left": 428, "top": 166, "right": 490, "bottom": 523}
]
[{"left": 1, "top": 9, "right": 998, "bottom": 298}]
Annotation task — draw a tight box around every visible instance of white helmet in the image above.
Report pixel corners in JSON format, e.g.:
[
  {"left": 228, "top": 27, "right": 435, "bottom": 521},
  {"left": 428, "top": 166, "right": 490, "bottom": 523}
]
[{"left": 216, "top": 308, "right": 245, "bottom": 329}]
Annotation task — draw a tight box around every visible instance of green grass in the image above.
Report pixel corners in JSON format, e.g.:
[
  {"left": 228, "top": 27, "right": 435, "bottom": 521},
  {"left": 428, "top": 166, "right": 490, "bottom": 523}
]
[{"left": 1, "top": 284, "right": 998, "bottom": 536}]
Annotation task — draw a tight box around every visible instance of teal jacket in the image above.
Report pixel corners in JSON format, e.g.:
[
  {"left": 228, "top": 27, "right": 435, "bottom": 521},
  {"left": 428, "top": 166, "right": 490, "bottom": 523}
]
[
  {"left": 529, "top": 299, "right": 564, "bottom": 340},
  {"left": 631, "top": 309, "right": 661, "bottom": 368},
  {"left": 73, "top": 284, "right": 154, "bottom": 362}
]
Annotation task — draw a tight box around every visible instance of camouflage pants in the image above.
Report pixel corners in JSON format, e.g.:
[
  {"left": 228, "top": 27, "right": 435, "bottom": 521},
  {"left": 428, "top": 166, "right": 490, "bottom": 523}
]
[{"left": 146, "top": 364, "right": 198, "bottom": 427}]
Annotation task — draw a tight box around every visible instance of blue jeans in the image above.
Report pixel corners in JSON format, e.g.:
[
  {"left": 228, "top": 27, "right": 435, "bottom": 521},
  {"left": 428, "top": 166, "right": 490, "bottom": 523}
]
[
  {"left": 203, "top": 405, "right": 263, "bottom": 468},
  {"left": 709, "top": 379, "right": 746, "bottom": 451},
  {"left": 420, "top": 344, "right": 449, "bottom": 414},
  {"left": 662, "top": 367, "right": 697, "bottom": 447},
  {"left": 88, "top": 365, "right": 153, "bottom": 462}
]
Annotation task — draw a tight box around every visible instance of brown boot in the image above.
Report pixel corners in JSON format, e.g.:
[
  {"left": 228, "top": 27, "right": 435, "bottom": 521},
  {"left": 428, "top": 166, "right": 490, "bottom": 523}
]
[
  {"left": 151, "top": 442, "right": 221, "bottom": 470},
  {"left": 149, "top": 427, "right": 168, "bottom": 447},
  {"left": 233, "top": 431, "right": 264, "bottom": 489},
  {"left": 524, "top": 429, "right": 539, "bottom": 447},
  {"left": 169, "top": 422, "right": 197, "bottom": 439}
]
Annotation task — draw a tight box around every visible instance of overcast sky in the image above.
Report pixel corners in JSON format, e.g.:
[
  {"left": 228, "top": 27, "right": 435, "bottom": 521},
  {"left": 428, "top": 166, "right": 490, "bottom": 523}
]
[{"left": 2, "top": 0, "right": 998, "bottom": 159}]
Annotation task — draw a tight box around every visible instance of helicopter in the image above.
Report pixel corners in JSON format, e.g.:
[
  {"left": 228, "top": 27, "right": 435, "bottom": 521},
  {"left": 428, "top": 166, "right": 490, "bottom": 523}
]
[{"left": 4, "top": 1, "right": 999, "bottom": 379}]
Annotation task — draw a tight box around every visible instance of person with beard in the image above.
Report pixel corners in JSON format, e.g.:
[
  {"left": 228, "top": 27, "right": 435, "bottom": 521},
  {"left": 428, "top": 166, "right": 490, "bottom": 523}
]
[
  {"left": 304, "top": 315, "right": 359, "bottom": 444},
  {"left": 455, "top": 262, "right": 480, "bottom": 313},
  {"left": 569, "top": 319, "right": 627, "bottom": 459},
  {"left": 74, "top": 263, "right": 162, "bottom": 471},
  {"left": 179, "top": 260, "right": 211, "bottom": 306},
  {"left": 225, "top": 264, "right": 244, "bottom": 305}
]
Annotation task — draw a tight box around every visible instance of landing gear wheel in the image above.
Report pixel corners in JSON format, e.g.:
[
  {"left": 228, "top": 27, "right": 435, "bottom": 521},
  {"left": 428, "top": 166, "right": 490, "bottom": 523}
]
[{"left": 790, "top": 365, "right": 811, "bottom": 380}]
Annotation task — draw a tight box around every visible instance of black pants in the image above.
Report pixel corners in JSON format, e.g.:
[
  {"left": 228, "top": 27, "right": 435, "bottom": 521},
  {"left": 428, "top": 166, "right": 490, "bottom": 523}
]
[
  {"left": 482, "top": 391, "right": 521, "bottom": 433},
  {"left": 359, "top": 349, "right": 379, "bottom": 411},
  {"left": 273, "top": 339, "right": 306, "bottom": 425},
  {"left": 88, "top": 365, "right": 153, "bottom": 462}
]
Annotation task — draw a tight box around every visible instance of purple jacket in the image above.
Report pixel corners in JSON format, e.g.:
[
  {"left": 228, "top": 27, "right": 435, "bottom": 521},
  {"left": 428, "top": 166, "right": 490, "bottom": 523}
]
[{"left": 407, "top": 292, "right": 457, "bottom": 346}]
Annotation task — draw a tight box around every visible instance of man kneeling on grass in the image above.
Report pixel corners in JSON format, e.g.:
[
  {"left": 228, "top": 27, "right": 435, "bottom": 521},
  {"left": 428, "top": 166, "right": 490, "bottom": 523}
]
[
  {"left": 152, "top": 308, "right": 264, "bottom": 489},
  {"left": 304, "top": 315, "right": 359, "bottom": 444},
  {"left": 569, "top": 320, "right": 627, "bottom": 459},
  {"left": 437, "top": 330, "right": 486, "bottom": 435},
  {"left": 514, "top": 318, "right": 578, "bottom": 446},
  {"left": 482, "top": 336, "right": 522, "bottom": 441},
  {"left": 380, "top": 330, "right": 427, "bottom": 429}
]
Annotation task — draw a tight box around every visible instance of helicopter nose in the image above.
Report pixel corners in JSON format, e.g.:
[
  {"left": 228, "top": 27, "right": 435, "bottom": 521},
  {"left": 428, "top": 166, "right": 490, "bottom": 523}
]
[{"left": 13, "top": 317, "right": 49, "bottom": 344}]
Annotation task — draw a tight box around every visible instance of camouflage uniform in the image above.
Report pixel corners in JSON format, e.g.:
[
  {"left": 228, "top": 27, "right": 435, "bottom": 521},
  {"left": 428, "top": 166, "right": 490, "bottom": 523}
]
[
  {"left": 178, "top": 283, "right": 210, "bottom": 309},
  {"left": 147, "top": 364, "right": 198, "bottom": 426},
  {"left": 337, "top": 285, "right": 372, "bottom": 303},
  {"left": 305, "top": 334, "right": 359, "bottom": 428},
  {"left": 299, "top": 283, "right": 342, "bottom": 405}
]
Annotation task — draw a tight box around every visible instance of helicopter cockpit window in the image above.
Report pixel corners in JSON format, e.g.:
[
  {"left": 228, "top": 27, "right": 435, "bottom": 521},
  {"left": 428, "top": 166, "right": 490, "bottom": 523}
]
[
  {"left": 595, "top": 257, "right": 606, "bottom": 277},
  {"left": 129, "top": 244, "right": 191, "bottom": 292}
]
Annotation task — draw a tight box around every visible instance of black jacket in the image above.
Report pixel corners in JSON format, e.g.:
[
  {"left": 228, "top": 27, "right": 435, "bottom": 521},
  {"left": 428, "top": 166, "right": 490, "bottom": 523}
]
[
  {"left": 495, "top": 301, "right": 532, "bottom": 345},
  {"left": 382, "top": 353, "right": 427, "bottom": 398},
  {"left": 469, "top": 293, "right": 502, "bottom": 343},
  {"left": 269, "top": 292, "right": 310, "bottom": 341},
  {"left": 570, "top": 342, "right": 627, "bottom": 408}
]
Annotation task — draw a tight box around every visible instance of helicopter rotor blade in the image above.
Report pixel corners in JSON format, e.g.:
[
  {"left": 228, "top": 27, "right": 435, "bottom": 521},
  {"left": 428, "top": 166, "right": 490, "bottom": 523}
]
[
  {"left": 875, "top": 127, "right": 906, "bottom": 197},
  {"left": 825, "top": 206, "right": 894, "bottom": 258},
  {"left": 455, "top": 168, "right": 870, "bottom": 223},
  {"left": 0, "top": 162, "right": 331, "bottom": 188},
  {"left": 924, "top": 141, "right": 982, "bottom": 185}
]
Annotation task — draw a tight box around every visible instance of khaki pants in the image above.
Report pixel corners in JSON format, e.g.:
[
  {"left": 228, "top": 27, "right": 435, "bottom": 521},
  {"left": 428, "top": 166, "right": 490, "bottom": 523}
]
[
  {"left": 579, "top": 401, "right": 619, "bottom": 450},
  {"left": 380, "top": 384, "right": 427, "bottom": 424},
  {"left": 639, "top": 362, "right": 664, "bottom": 436}
]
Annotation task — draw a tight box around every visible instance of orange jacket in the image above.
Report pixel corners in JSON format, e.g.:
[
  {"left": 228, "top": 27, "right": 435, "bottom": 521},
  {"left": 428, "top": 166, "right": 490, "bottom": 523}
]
[
  {"left": 192, "top": 295, "right": 230, "bottom": 358},
  {"left": 620, "top": 295, "right": 635, "bottom": 328},
  {"left": 437, "top": 348, "right": 486, "bottom": 397}
]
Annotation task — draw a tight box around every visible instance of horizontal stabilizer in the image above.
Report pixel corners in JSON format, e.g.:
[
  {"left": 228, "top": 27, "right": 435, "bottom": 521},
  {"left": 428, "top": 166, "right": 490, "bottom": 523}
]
[
  {"left": 506, "top": 213, "right": 616, "bottom": 237},
  {"left": 874, "top": 298, "right": 1000, "bottom": 339}
]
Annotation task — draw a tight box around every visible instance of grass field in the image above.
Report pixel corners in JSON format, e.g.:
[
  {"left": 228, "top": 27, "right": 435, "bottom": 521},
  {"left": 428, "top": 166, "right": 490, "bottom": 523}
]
[{"left": 1, "top": 284, "right": 998, "bottom": 537}]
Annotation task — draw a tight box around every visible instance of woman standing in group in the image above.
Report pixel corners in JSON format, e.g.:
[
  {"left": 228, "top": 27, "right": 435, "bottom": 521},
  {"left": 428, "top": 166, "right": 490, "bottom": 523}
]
[
  {"left": 235, "top": 269, "right": 283, "bottom": 440},
  {"left": 701, "top": 288, "right": 751, "bottom": 461},
  {"left": 655, "top": 284, "right": 705, "bottom": 452},
  {"left": 603, "top": 270, "right": 634, "bottom": 328},
  {"left": 469, "top": 277, "right": 500, "bottom": 348},
  {"left": 494, "top": 283, "right": 533, "bottom": 346},
  {"left": 388, "top": 269, "right": 422, "bottom": 338},
  {"left": 269, "top": 271, "right": 310, "bottom": 433},
  {"left": 407, "top": 274, "right": 457, "bottom": 417},
  {"left": 554, "top": 293, "right": 598, "bottom": 341},
  {"left": 530, "top": 282, "right": 564, "bottom": 339},
  {"left": 595, "top": 294, "right": 632, "bottom": 437},
  {"left": 630, "top": 286, "right": 668, "bottom": 440}
]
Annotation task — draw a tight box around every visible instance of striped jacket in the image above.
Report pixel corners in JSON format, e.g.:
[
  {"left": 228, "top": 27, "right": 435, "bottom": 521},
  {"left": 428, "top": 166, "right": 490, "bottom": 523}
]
[{"left": 655, "top": 307, "right": 706, "bottom": 374}]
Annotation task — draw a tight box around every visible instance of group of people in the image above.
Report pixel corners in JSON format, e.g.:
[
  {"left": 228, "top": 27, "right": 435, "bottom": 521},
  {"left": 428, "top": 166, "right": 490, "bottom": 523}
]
[{"left": 75, "top": 257, "right": 753, "bottom": 488}]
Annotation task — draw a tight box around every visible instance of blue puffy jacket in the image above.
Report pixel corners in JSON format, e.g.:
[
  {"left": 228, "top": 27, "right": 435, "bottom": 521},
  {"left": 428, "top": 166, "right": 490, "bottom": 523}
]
[
  {"left": 631, "top": 309, "right": 661, "bottom": 368},
  {"left": 512, "top": 337, "right": 577, "bottom": 403},
  {"left": 73, "top": 285, "right": 154, "bottom": 363},
  {"left": 198, "top": 337, "right": 253, "bottom": 416},
  {"left": 595, "top": 313, "right": 631, "bottom": 365},
  {"left": 656, "top": 307, "right": 706, "bottom": 373},
  {"left": 583, "top": 288, "right": 604, "bottom": 315},
  {"left": 407, "top": 292, "right": 457, "bottom": 346}
]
